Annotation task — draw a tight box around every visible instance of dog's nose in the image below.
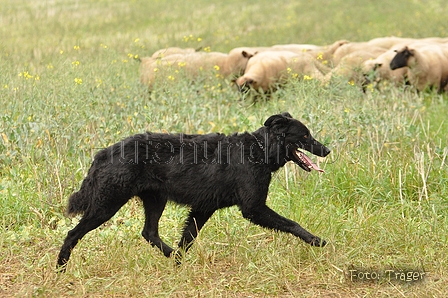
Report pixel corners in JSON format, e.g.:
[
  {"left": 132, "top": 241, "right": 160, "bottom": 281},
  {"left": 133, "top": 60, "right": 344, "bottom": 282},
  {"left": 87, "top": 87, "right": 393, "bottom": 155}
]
[
  {"left": 322, "top": 146, "right": 331, "bottom": 157},
  {"left": 311, "top": 139, "right": 331, "bottom": 157}
]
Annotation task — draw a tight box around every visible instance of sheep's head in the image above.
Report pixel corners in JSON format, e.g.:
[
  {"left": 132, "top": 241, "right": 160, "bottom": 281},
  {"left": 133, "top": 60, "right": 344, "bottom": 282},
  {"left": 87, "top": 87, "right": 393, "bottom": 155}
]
[
  {"left": 228, "top": 50, "right": 254, "bottom": 76},
  {"left": 235, "top": 76, "right": 255, "bottom": 93},
  {"left": 390, "top": 46, "right": 414, "bottom": 70}
]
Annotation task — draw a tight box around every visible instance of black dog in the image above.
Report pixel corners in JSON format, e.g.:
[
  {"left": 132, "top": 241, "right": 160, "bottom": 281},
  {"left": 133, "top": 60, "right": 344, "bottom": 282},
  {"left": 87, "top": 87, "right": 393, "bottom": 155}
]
[{"left": 57, "top": 112, "right": 330, "bottom": 269}]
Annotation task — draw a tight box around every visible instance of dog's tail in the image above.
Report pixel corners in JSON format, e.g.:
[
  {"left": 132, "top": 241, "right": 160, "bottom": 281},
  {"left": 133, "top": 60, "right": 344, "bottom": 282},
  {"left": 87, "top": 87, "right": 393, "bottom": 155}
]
[
  {"left": 65, "top": 172, "right": 95, "bottom": 217},
  {"left": 66, "top": 191, "right": 88, "bottom": 217},
  {"left": 66, "top": 149, "right": 109, "bottom": 217}
]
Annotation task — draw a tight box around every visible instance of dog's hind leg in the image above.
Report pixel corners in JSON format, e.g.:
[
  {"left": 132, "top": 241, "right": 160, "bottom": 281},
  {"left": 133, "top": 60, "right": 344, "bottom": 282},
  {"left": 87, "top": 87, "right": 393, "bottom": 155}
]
[
  {"left": 57, "top": 200, "right": 127, "bottom": 270},
  {"left": 241, "top": 204, "right": 326, "bottom": 247},
  {"left": 177, "top": 209, "right": 215, "bottom": 253},
  {"left": 169, "top": 209, "right": 215, "bottom": 264},
  {"left": 140, "top": 192, "right": 174, "bottom": 257}
]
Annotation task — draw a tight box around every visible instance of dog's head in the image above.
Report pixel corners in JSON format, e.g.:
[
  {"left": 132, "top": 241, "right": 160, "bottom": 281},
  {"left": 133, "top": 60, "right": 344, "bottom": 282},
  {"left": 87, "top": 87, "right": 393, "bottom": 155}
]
[{"left": 264, "top": 112, "right": 330, "bottom": 172}]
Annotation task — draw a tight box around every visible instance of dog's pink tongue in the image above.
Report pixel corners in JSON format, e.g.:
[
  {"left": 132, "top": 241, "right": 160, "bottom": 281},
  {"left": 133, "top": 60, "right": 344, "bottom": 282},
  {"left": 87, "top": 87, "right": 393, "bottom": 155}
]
[{"left": 298, "top": 151, "right": 325, "bottom": 172}]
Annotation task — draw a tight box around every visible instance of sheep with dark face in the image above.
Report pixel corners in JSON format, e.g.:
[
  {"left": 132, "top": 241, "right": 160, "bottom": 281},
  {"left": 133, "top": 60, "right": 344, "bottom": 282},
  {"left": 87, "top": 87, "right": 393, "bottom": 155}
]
[
  {"left": 362, "top": 47, "right": 409, "bottom": 86},
  {"left": 390, "top": 44, "right": 448, "bottom": 92}
]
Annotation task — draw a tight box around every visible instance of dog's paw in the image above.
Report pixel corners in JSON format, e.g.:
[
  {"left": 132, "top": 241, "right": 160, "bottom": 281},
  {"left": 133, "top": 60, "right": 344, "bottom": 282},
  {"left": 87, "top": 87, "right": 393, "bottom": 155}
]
[
  {"left": 171, "top": 250, "right": 183, "bottom": 266},
  {"left": 56, "top": 263, "right": 67, "bottom": 273},
  {"left": 310, "top": 237, "right": 327, "bottom": 247}
]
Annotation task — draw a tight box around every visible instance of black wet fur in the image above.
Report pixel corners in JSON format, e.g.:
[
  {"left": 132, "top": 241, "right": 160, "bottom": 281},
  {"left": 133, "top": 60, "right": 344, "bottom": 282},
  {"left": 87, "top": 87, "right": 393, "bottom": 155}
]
[{"left": 57, "top": 112, "right": 330, "bottom": 270}]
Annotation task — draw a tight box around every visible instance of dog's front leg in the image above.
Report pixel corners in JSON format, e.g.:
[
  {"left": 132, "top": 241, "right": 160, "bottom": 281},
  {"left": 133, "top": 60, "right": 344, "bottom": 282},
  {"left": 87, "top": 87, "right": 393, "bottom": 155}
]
[
  {"left": 140, "top": 194, "right": 174, "bottom": 257},
  {"left": 241, "top": 204, "right": 326, "bottom": 247}
]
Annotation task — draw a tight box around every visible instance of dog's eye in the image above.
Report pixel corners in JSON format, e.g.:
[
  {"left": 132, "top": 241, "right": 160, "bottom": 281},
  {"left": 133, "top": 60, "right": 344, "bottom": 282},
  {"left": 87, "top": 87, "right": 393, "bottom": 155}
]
[{"left": 303, "top": 135, "right": 308, "bottom": 139}]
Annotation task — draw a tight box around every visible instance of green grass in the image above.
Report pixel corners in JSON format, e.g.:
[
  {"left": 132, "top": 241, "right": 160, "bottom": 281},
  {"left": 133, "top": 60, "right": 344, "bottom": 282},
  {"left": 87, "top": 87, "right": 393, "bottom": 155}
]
[{"left": 1, "top": 0, "right": 448, "bottom": 296}]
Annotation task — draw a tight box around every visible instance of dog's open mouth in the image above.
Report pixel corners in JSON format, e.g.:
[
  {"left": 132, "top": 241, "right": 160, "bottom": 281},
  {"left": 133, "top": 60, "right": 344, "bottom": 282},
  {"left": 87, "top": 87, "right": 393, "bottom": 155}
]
[{"left": 292, "top": 149, "right": 325, "bottom": 172}]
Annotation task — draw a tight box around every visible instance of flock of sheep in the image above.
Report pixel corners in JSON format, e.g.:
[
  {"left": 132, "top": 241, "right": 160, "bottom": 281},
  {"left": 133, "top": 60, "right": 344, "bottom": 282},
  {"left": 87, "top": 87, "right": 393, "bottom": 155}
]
[{"left": 139, "top": 36, "right": 448, "bottom": 93}]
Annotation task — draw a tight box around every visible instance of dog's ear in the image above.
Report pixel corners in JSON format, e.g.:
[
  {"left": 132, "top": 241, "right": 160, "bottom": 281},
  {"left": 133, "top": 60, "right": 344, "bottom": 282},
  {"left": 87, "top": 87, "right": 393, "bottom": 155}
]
[{"left": 264, "top": 113, "right": 291, "bottom": 127}]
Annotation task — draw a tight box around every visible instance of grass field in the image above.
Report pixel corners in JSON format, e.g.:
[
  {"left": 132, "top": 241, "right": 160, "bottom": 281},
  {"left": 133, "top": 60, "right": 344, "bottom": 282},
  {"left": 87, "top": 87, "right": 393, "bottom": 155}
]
[{"left": 1, "top": 0, "right": 448, "bottom": 296}]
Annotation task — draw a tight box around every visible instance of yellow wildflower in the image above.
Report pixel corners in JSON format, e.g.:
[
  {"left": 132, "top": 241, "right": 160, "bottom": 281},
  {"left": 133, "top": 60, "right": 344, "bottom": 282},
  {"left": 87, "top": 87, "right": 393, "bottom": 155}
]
[
  {"left": 19, "top": 71, "right": 34, "bottom": 80},
  {"left": 95, "top": 78, "right": 103, "bottom": 87}
]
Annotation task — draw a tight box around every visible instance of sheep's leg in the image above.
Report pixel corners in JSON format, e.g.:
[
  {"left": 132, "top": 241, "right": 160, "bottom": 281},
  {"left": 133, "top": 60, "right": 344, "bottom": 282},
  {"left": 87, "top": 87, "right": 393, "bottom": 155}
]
[
  {"left": 57, "top": 201, "right": 126, "bottom": 271},
  {"left": 175, "top": 209, "right": 215, "bottom": 261},
  {"left": 140, "top": 193, "right": 174, "bottom": 257},
  {"left": 439, "top": 78, "right": 448, "bottom": 93}
]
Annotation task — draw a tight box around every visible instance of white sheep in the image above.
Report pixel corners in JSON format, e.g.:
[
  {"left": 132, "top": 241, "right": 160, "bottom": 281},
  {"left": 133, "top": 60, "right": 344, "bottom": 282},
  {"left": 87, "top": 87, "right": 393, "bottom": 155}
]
[
  {"left": 235, "top": 51, "right": 327, "bottom": 92},
  {"left": 151, "top": 47, "right": 197, "bottom": 58},
  {"left": 362, "top": 46, "right": 409, "bottom": 86},
  {"left": 366, "top": 36, "right": 448, "bottom": 49},
  {"left": 273, "top": 40, "right": 349, "bottom": 64},
  {"left": 332, "top": 42, "right": 386, "bottom": 67},
  {"left": 366, "top": 36, "right": 416, "bottom": 49},
  {"left": 389, "top": 44, "right": 448, "bottom": 92},
  {"left": 324, "top": 47, "right": 386, "bottom": 84},
  {"left": 140, "top": 50, "right": 253, "bottom": 87},
  {"left": 230, "top": 40, "right": 349, "bottom": 66}
]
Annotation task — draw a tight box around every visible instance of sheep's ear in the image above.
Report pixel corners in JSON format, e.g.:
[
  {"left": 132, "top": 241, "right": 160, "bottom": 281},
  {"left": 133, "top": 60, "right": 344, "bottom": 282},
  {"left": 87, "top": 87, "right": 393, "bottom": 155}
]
[
  {"left": 264, "top": 113, "right": 291, "bottom": 127},
  {"left": 242, "top": 50, "right": 253, "bottom": 59},
  {"left": 408, "top": 49, "right": 415, "bottom": 56}
]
